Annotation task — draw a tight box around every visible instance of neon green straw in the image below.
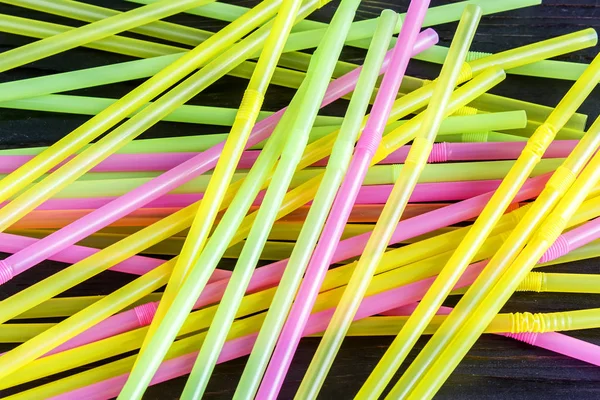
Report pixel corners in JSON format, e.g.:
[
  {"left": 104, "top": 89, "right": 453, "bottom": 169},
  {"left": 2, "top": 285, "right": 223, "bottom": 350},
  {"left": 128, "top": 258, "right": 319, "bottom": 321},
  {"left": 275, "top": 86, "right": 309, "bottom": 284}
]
[{"left": 0, "top": 0, "right": 289, "bottom": 232}]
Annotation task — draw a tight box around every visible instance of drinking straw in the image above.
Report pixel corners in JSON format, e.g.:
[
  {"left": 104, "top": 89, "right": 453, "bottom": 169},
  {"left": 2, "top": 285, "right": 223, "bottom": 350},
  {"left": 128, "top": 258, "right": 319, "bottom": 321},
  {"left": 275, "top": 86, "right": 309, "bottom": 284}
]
[
  {"left": 0, "top": 125, "right": 341, "bottom": 158},
  {"left": 0, "top": 15, "right": 417, "bottom": 336},
  {"left": 32, "top": 157, "right": 562, "bottom": 200},
  {"left": 0, "top": 95, "right": 342, "bottom": 127},
  {"left": 0, "top": 13, "right": 187, "bottom": 58},
  {"left": 360, "top": 52, "right": 600, "bottom": 400},
  {"left": 123, "top": 1, "right": 363, "bottom": 398},
  {"left": 295, "top": 6, "right": 482, "bottom": 398},
  {"left": 415, "top": 43, "right": 590, "bottom": 81},
  {"left": 0, "top": 0, "right": 277, "bottom": 211},
  {"left": 404, "top": 127, "right": 600, "bottom": 400},
  {"left": 0, "top": 0, "right": 213, "bottom": 71},
  {"left": 133, "top": 0, "right": 304, "bottom": 379},
  {"left": 0, "top": 230, "right": 232, "bottom": 278},
  {"left": 245, "top": 2, "right": 428, "bottom": 397},
  {"left": 386, "top": 115, "right": 600, "bottom": 398},
  {"left": 4, "top": 0, "right": 212, "bottom": 46}
]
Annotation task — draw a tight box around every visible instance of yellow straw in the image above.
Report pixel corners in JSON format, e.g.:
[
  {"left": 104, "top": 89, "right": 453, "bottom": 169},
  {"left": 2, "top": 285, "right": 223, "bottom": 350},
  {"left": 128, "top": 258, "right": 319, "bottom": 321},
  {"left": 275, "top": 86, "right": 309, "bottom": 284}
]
[{"left": 362, "top": 51, "right": 600, "bottom": 400}]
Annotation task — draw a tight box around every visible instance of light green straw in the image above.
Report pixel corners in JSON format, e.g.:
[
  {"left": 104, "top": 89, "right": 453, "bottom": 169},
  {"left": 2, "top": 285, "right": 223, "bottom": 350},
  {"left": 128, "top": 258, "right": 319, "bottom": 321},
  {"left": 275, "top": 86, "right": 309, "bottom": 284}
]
[
  {"left": 416, "top": 44, "right": 590, "bottom": 81},
  {"left": 0, "top": 110, "right": 526, "bottom": 156},
  {"left": 0, "top": 94, "right": 342, "bottom": 126},
  {"left": 118, "top": 0, "right": 361, "bottom": 397},
  {"left": 19, "top": 158, "right": 562, "bottom": 200}
]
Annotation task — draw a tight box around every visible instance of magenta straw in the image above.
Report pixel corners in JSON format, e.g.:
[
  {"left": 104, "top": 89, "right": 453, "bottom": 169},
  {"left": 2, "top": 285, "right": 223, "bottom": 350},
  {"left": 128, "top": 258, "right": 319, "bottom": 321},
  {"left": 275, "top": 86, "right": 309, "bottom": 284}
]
[
  {"left": 0, "top": 140, "right": 576, "bottom": 173},
  {"left": 7, "top": 179, "right": 506, "bottom": 212},
  {"left": 0, "top": 30, "right": 437, "bottom": 285},
  {"left": 0, "top": 231, "right": 230, "bottom": 279},
  {"left": 49, "top": 215, "right": 600, "bottom": 400},
  {"left": 34, "top": 174, "right": 549, "bottom": 361}
]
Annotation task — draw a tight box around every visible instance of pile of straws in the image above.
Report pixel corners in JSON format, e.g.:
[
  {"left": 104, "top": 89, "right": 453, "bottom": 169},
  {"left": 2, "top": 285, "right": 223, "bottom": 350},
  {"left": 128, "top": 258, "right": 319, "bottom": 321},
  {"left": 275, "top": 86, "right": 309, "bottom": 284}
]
[{"left": 0, "top": 0, "right": 598, "bottom": 398}]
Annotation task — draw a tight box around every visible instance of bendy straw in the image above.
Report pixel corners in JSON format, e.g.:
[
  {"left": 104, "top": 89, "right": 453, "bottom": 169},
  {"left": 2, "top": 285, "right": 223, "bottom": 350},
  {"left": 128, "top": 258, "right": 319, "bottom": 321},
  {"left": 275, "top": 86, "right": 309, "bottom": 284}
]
[
  {"left": 296, "top": 6, "right": 483, "bottom": 398},
  {"left": 361, "top": 51, "right": 600, "bottom": 400},
  {"left": 248, "top": 2, "right": 428, "bottom": 397},
  {"left": 404, "top": 124, "right": 600, "bottom": 400},
  {"left": 120, "top": 0, "right": 360, "bottom": 396},
  {"left": 134, "top": 0, "right": 304, "bottom": 370},
  {"left": 0, "top": 22, "right": 428, "bottom": 331},
  {"left": 0, "top": 0, "right": 277, "bottom": 211},
  {"left": 416, "top": 43, "right": 590, "bottom": 81},
  {"left": 388, "top": 116, "right": 600, "bottom": 398}
]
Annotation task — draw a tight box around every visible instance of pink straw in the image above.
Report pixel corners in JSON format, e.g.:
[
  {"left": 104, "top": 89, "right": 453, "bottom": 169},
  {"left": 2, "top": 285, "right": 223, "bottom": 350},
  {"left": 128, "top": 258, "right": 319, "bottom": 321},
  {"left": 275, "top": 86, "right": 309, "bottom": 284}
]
[
  {"left": 0, "top": 231, "right": 230, "bottom": 279},
  {"left": 0, "top": 139, "right": 574, "bottom": 173},
  {"left": 33, "top": 174, "right": 549, "bottom": 360},
  {"left": 0, "top": 30, "right": 438, "bottom": 285}
]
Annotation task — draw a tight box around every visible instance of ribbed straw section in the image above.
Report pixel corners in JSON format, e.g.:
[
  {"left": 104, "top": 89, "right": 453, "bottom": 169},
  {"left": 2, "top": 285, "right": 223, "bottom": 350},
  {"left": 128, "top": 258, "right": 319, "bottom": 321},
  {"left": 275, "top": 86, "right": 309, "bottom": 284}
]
[
  {"left": 516, "top": 271, "right": 546, "bottom": 292},
  {"left": 525, "top": 123, "right": 556, "bottom": 158},
  {"left": 465, "top": 50, "right": 491, "bottom": 62},
  {"left": 452, "top": 106, "right": 478, "bottom": 116},
  {"left": 510, "top": 311, "right": 571, "bottom": 333},
  {"left": 461, "top": 132, "right": 488, "bottom": 142},
  {"left": 0, "top": 260, "right": 13, "bottom": 285},
  {"left": 539, "top": 234, "right": 570, "bottom": 263},
  {"left": 427, "top": 143, "right": 448, "bottom": 163},
  {"left": 457, "top": 62, "right": 473, "bottom": 84},
  {"left": 503, "top": 332, "right": 539, "bottom": 345},
  {"left": 355, "top": 129, "right": 380, "bottom": 155},
  {"left": 236, "top": 89, "right": 263, "bottom": 122},
  {"left": 134, "top": 301, "right": 159, "bottom": 327}
]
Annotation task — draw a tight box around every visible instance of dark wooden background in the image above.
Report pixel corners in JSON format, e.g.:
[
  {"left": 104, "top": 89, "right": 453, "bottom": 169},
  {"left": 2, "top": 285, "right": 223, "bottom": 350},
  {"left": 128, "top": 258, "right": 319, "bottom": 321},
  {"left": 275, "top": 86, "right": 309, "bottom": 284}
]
[{"left": 1, "top": 0, "right": 600, "bottom": 399}]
